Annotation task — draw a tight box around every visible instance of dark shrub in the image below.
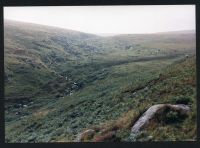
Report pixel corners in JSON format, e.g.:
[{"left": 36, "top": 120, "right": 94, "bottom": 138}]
[
  {"left": 173, "top": 96, "right": 192, "bottom": 105},
  {"left": 165, "top": 111, "right": 179, "bottom": 123}
]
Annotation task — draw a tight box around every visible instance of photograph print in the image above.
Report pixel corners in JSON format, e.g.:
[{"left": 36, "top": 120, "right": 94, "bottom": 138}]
[{"left": 4, "top": 5, "right": 196, "bottom": 142}]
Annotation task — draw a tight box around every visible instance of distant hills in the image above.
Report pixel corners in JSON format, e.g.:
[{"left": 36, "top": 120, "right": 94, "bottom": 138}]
[
  {"left": 154, "top": 30, "right": 195, "bottom": 34},
  {"left": 96, "top": 30, "right": 195, "bottom": 37}
]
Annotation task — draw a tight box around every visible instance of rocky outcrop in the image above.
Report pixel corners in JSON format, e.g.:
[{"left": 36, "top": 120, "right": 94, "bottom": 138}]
[
  {"left": 75, "top": 104, "right": 190, "bottom": 142},
  {"left": 131, "top": 104, "right": 190, "bottom": 134},
  {"left": 74, "top": 129, "right": 95, "bottom": 142}
]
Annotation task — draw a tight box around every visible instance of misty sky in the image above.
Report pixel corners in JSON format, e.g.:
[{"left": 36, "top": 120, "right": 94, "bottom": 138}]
[{"left": 4, "top": 5, "right": 195, "bottom": 35}]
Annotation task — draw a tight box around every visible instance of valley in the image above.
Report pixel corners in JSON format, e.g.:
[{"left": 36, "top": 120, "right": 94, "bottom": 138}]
[{"left": 4, "top": 20, "right": 196, "bottom": 142}]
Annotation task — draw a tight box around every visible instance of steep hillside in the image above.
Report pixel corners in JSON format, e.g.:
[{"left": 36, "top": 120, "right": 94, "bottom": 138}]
[
  {"left": 80, "top": 56, "right": 196, "bottom": 142},
  {"left": 4, "top": 20, "right": 100, "bottom": 98},
  {"left": 4, "top": 20, "right": 196, "bottom": 142},
  {"left": 5, "top": 56, "right": 196, "bottom": 142}
]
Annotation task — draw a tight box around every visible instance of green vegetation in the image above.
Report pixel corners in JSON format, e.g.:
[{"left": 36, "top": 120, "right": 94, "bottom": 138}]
[
  {"left": 4, "top": 20, "right": 196, "bottom": 142},
  {"left": 87, "top": 56, "right": 196, "bottom": 142}
]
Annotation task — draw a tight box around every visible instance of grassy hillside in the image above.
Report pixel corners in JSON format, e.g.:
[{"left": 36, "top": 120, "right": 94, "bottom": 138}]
[
  {"left": 4, "top": 20, "right": 195, "bottom": 99},
  {"left": 4, "top": 20, "right": 100, "bottom": 98},
  {"left": 4, "top": 20, "right": 196, "bottom": 142},
  {"left": 5, "top": 56, "right": 196, "bottom": 142},
  {"left": 82, "top": 56, "right": 196, "bottom": 142}
]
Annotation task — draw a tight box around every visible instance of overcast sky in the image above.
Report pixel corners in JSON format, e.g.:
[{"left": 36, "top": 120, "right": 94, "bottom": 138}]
[{"left": 4, "top": 5, "right": 195, "bottom": 35}]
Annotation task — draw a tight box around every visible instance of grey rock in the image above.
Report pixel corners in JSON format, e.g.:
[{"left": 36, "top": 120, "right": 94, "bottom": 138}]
[{"left": 131, "top": 104, "right": 190, "bottom": 134}]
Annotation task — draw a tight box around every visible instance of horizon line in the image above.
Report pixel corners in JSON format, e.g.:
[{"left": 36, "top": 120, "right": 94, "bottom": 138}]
[{"left": 4, "top": 19, "right": 195, "bottom": 37}]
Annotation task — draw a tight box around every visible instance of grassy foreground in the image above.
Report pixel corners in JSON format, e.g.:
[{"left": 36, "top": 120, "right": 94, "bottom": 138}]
[{"left": 5, "top": 56, "right": 196, "bottom": 142}]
